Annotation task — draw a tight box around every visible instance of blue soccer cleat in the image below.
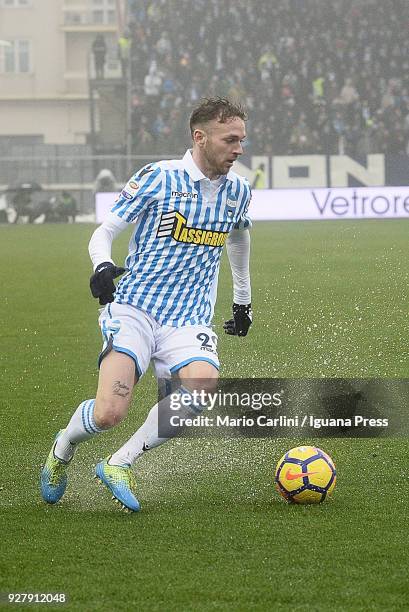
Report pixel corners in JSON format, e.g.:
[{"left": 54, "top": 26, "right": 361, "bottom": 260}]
[
  {"left": 40, "top": 430, "right": 70, "bottom": 504},
  {"left": 95, "top": 458, "right": 140, "bottom": 512}
]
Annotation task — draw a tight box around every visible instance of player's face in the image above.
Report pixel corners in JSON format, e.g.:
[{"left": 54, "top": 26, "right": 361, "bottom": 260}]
[{"left": 194, "top": 117, "right": 246, "bottom": 178}]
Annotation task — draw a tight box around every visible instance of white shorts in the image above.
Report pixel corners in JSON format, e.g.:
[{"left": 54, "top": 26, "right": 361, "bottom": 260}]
[{"left": 98, "top": 302, "right": 219, "bottom": 379}]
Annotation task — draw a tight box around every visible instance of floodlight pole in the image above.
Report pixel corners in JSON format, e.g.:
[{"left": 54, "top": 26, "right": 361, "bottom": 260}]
[
  {"left": 125, "top": 48, "right": 132, "bottom": 162},
  {"left": 116, "top": 0, "right": 132, "bottom": 163}
]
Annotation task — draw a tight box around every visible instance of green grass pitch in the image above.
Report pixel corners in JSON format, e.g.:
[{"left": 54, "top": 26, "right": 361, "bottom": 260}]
[{"left": 0, "top": 220, "right": 408, "bottom": 611}]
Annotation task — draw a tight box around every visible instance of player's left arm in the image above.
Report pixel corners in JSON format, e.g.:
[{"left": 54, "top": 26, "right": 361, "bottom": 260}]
[{"left": 224, "top": 181, "right": 252, "bottom": 337}]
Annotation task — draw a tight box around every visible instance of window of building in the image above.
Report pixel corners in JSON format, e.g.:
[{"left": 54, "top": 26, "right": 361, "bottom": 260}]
[
  {"left": 91, "top": 0, "right": 115, "bottom": 24},
  {"left": 1, "top": 0, "right": 31, "bottom": 7},
  {"left": 0, "top": 40, "right": 31, "bottom": 73}
]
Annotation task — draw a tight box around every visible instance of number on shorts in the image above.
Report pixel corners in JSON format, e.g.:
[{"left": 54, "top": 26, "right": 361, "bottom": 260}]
[{"left": 196, "top": 332, "right": 217, "bottom": 351}]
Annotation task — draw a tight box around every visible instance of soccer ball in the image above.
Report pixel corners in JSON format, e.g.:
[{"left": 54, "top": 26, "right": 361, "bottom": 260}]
[{"left": 274, "top": 446, "right": 336, "bottom": 504}]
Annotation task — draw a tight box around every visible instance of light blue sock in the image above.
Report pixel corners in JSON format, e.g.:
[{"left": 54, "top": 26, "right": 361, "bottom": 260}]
[{"left": 54, "top": 399, "right": 104, "bottom": 461}]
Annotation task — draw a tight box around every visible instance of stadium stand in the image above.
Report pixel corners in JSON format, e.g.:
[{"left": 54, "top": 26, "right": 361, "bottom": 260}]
[{"left": 127, "top": 0, "right": 409, "bottom": 156}]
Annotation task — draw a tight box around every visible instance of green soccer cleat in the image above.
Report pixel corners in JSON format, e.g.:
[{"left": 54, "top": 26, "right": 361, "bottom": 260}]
[
  {"left": 40, "top": 430, "right": 70, "bottom": 504},
  {"left": 95, "top": 458, "right": 140, "bottom": 512}
]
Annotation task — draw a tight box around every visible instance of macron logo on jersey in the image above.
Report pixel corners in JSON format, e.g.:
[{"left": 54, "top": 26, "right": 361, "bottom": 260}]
[
  {"left": 171, "top": 190, "right": 198, "bottom": 199},
  {"left": 157, "top": 211, "right": 227, "bottom": 247}
]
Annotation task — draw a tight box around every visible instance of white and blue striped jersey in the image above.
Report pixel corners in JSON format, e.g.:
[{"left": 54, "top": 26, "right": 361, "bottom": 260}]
[{"left": 111, "top": 150, "right": 251, "bottom": 327}]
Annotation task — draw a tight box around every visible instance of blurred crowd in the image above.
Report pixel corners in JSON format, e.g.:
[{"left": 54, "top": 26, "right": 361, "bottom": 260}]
[{"left": 127, "top": 0, "right": 409, "bottom": 156}]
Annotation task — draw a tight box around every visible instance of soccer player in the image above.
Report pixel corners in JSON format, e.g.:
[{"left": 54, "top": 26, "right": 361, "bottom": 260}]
[{"left": 40, "top": 97, "right": 252, "bottom": 512}]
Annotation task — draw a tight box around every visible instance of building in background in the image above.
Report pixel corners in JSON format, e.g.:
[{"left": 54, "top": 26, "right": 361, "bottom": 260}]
[{"left": 0, "top": 0, "right": 124, "bottom": 148}]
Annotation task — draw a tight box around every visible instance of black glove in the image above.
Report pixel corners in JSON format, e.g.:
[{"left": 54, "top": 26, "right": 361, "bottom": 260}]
[
  {"left": 90, "top": 262, "right": 126, "bottom": 305},
  {"left": 224, "top": 303, "right": 252, "bottom": 337}
]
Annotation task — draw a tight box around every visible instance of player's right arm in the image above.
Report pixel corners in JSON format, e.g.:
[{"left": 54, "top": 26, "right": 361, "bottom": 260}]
[{"left": 88, "top": 164, "right": 163, "bottom": 305}]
